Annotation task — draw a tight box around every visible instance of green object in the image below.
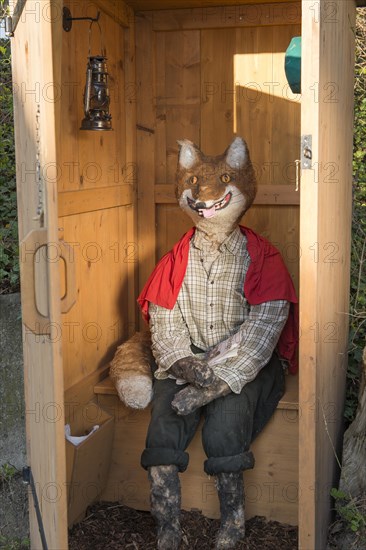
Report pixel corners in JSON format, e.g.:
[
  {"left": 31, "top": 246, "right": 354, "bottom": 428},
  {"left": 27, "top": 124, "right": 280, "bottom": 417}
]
[{"left": 285, "top": 36, "right": 302, "bottom": 94}]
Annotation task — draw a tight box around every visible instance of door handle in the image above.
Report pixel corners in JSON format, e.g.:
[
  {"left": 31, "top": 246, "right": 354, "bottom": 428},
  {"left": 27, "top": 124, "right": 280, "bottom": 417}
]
[{"left": 20, "top": 229, "right": 77, "bottom": 335}]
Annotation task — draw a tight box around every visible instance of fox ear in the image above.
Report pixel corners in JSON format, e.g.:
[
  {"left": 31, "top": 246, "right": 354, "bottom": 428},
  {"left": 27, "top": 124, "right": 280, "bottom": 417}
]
[
  {"left": 177, "top": 140, "right": 200, "bottom": 169},
  {"left": 225, "top": 137, "right": 247, "bottom": 169}
]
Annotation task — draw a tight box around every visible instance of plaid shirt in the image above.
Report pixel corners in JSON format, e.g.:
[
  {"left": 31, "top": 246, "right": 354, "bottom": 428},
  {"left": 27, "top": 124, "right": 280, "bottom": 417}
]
[{"left": 149, "top": 227, "right": 289, "bottom": 394}]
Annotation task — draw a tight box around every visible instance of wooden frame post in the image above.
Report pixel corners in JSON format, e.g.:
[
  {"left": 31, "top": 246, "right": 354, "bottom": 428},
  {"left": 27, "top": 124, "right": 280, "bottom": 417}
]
[{"left": 299, "top": 1, "right": 356, "bottom": 547}]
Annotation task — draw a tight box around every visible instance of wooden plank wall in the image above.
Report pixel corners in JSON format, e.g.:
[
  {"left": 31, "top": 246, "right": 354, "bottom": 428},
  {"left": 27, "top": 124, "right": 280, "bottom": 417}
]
[
  {"left": 135, "top": 5, "right": 301, "bottom": 298},
  {"left": 299, "top": 0, "right": 356, "bottom": 548},
  {"left": 59, "top": 1, "right": 137, "bottom": 391},
  {"left": 127, "top": 0, "right": 300, "bottom": 10}
]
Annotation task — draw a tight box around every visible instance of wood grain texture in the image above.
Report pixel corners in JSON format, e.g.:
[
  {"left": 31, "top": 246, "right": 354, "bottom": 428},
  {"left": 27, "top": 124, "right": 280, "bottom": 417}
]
[
  {"left": 149, "top": 3, "right": 301, "bottom": 31},
  {"left": 124, "top": 9, "right": 139, "bottom": 336},
  {"left": 64, "top": 364, "right": 110, "bottom": 421},
  {"left": 199, "top": 23, "right": 301, "bottom": 180},
  {"left": 94, "top": 0, "right": 131, "bottom": 27},
  {"left": 135, "top": 14, "right": 157, "bottom": 320},
  {"left": 201, "top": 28, "right": 237, "bottom": 152},
  {"left": 299, "top": 1, "right": 356, "bottom": 548},
  {"left": 58, "top": 1, "right": 138, "bottom": 393},
  {"left": 155, "top": 30, "right": 201, "bottom": 183},
  {"left": 59, "top": 1, "right": 127, "bottom": 192},
  {"left": 127, "top": 0, "right": 300, "bottom": 9},
  {"left": 60, "top": 206, "right": 131, "bottom": 391},
  {"left": 58, "top": 185, "right": 133, "bottom": 217},
  {"left": 244, "top": 205, "right": 300, "bottom": 293},
  {"left": 11, "top": 0, "right": 68, "bottom": 547}
]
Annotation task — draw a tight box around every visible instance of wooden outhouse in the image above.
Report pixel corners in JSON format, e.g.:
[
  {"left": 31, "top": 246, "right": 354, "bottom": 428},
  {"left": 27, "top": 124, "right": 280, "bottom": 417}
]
[{"left": 10, "top": 0, "right": 364, "bottom": 548}]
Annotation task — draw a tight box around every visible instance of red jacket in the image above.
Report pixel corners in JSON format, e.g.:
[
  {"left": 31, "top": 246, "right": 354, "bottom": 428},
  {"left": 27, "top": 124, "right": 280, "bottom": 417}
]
[{"left": 138, "top": 226, "right": 299, "bottom": 373}]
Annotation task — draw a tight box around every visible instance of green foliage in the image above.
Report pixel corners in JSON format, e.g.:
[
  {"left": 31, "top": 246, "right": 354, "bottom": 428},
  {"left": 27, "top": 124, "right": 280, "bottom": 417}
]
[
  {"left": 0, "top": 462, "right": 18, "bottom": 484},
  {"left": 331, "top": 488, "right": 366, "bottom": 539},
  {"left": 346, "top": 10, "right": 366, "bottom": 423},
  {"left": 338, "top": 17, "right": 366, "bottom": 538},
  {"left": 0, "top": 37, "right": 19, "bottom": 294},
  {"left": 0, "top": 535, "right": 30, "bottom": 550}
]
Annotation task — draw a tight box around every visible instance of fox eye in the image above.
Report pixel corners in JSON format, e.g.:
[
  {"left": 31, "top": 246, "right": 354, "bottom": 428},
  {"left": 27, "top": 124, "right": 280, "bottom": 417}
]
[
  {"left": 189, "top": 176, "right": 198, "bottom": 185},
  {"left": 220, "top": 173, "right": 231, "bottom": 184}
]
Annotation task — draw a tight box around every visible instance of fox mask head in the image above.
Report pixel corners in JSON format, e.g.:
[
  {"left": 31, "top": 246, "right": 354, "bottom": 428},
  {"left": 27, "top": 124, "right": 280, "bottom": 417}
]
[{"left": 176, "top": 137, "right": 257, "bottom": 236}]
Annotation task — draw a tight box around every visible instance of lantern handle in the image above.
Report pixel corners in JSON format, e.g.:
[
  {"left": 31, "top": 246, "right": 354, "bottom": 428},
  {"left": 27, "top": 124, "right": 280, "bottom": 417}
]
[{"left": 88, "top": 19, "right": 104, "bottom": 57}]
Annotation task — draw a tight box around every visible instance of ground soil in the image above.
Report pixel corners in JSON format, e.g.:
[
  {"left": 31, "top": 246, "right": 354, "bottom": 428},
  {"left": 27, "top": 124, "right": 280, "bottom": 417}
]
[
  {"left": 68, "top": 500, "right": 366, "bottom": 549},
  {"left": 0, "top": 470, "right": 29, "bottom": 548},
  {"left": 69, "top": 502, "right": 298, "bottom": 550},
  {"left": 0, "top": 479, "right": 365, "bottom": 549}
]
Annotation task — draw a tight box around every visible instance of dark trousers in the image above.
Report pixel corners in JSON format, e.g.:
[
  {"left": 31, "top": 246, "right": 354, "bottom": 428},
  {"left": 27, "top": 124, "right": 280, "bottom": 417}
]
[{"left": 141, "top": 354, "right": 285, "bottom": 476}]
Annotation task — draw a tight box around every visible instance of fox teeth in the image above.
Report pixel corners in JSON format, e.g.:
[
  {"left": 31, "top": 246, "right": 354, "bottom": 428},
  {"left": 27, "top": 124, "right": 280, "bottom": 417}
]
[
  {"left": 213, "top": 192, "right": 232, "bottom": 210},
  {"left": 188, "top": 191, "right": 232, "bottom": 213},
  {"left": 215, "top": 195, "right": 228, "bottom": 209}
]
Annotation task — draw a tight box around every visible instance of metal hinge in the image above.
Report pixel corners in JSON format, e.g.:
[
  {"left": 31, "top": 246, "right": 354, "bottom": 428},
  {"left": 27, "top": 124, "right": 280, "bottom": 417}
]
[
  {"left": 4, "top": 0, "right": 27, "bottom": 37},
  {"left": 301, "top": 135, "right": 313, "bottom": 170}
]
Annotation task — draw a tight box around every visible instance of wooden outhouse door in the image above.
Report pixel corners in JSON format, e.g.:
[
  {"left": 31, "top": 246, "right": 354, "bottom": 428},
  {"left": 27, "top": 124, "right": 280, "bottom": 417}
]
[
  {"left": 11, "top": 0, "right": 68, "bottom": 547},
  {"left": 11, "top": 0, "right": 136, "bottom": 547}
]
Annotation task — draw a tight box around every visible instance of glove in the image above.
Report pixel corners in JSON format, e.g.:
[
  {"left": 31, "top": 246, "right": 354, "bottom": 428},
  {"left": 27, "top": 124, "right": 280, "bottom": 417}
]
[
  {"left": 169, "top": 356, "right": 216, "bottom": 388},
  {"left": 171, "top": 379, "right": 231, "bottom": 415}
]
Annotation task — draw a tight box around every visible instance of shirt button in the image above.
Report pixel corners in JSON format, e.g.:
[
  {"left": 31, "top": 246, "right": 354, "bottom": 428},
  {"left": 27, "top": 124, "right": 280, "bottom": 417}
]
[
  {"left": 210, "top": 303, "right": 214, "bottom": 307},
  {"left": 210, "top": 324, "right": 214, "bottom": 329},
  {"left": 210, "top": 281, "right": 214, "bottom": 285}
]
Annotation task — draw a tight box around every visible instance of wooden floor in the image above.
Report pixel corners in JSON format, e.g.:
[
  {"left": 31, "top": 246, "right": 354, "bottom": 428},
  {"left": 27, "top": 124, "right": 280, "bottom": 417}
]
[{"left": 94, "top": 373, "right": 299, "bottom": 525}]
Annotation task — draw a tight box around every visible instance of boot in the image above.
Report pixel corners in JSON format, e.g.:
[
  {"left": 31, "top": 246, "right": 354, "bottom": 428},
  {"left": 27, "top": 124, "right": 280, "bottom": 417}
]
[
  {"left": 215, "top": 472, "right": 246, "bottom": 549},
  {"left": 148, "top": 465, "right": 182, "bottom": 550}
]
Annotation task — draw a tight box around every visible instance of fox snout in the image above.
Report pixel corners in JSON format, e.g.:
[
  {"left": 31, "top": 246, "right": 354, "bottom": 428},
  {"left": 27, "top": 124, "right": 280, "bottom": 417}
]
[
  {"left": 193, "top": 201, "right": 207, "bottom": 209},
  {"left": 190, "top": 183, "right": 226, "bottom": 203}
]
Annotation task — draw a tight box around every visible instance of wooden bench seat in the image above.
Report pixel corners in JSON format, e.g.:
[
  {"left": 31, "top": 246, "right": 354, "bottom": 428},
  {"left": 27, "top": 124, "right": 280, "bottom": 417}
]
[
  {"left": 94, "top": 373, "right": 299, "bottom": 408},
  {"left": 94, "top": 373, "right": 299, "bottom": 525}
]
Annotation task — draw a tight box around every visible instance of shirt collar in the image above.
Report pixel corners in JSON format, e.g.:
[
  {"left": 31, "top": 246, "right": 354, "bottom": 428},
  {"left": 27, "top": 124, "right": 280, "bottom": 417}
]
[{"left": 192, "top": 226, "right": 247, "bottom": 255}]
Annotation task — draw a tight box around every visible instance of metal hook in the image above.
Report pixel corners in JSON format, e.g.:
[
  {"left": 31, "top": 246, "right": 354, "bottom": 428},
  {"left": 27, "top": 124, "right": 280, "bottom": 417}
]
[{"left": 62, "top": 7, "right": 100, "bottom": 33}]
